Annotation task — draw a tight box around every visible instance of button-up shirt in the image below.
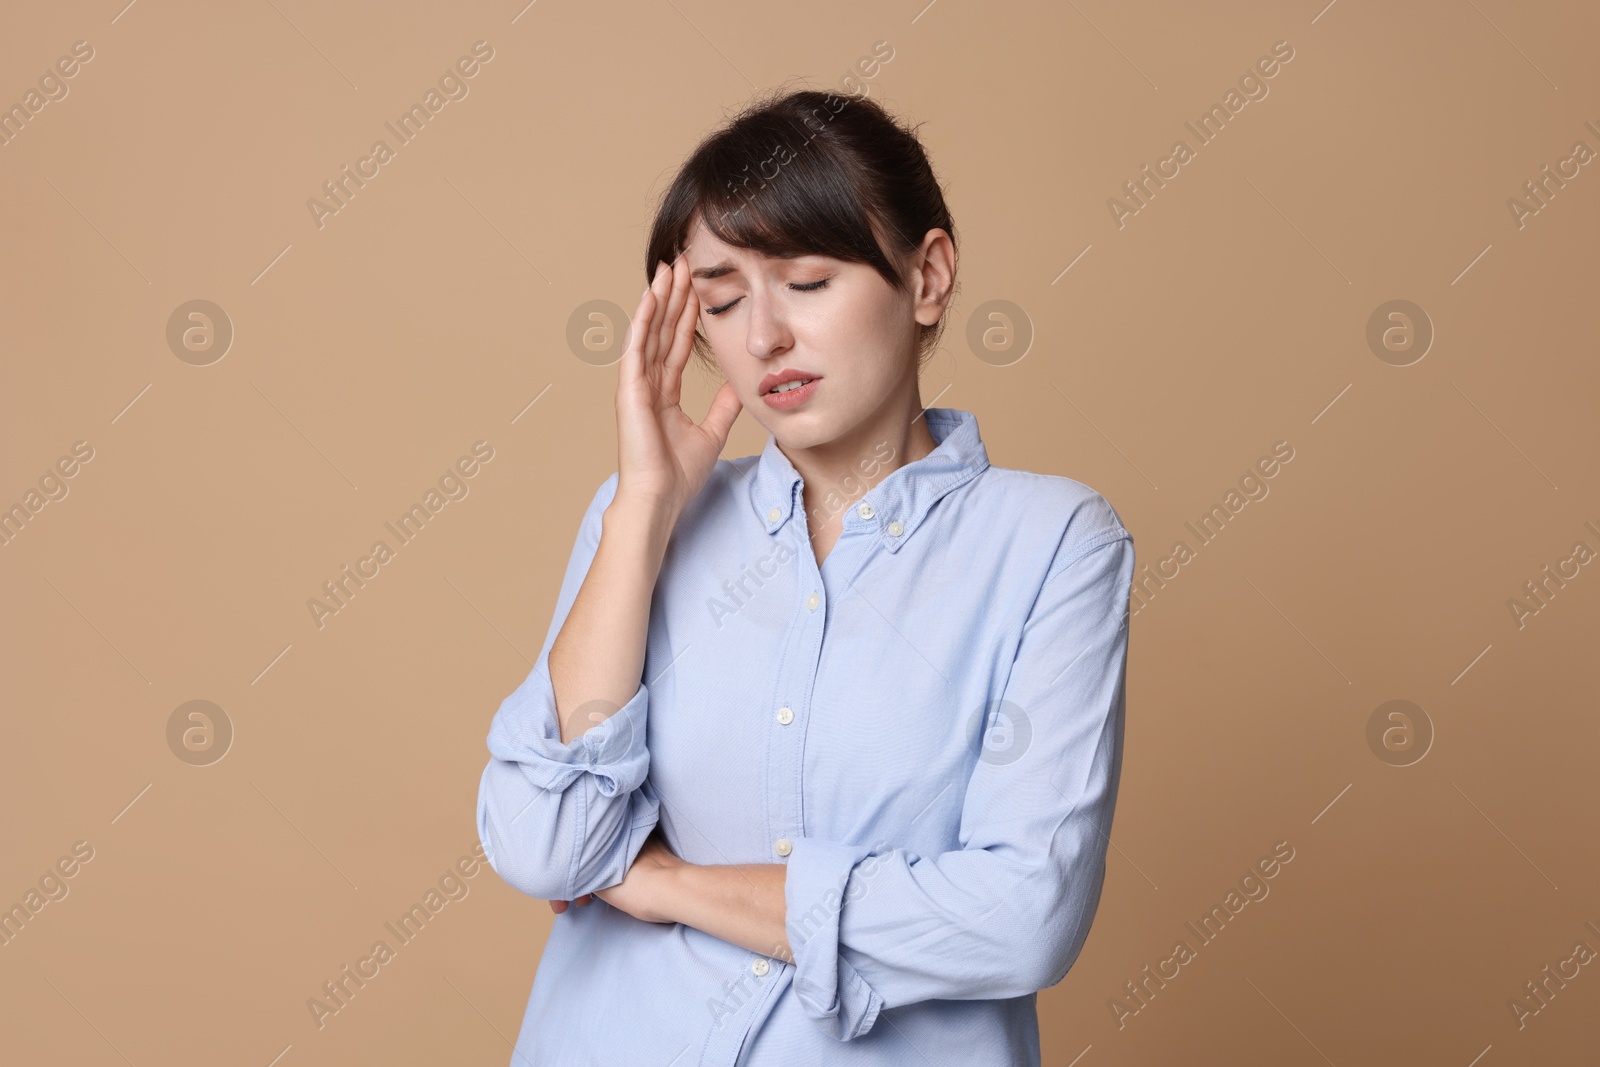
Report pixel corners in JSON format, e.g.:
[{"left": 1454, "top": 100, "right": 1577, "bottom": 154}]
[{"left": 476, "top": 406, "right": 1135, "bottom": 1065}]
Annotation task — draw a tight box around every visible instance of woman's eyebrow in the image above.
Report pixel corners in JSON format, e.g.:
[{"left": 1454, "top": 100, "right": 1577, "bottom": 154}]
[{"left": 691, "top": 256, "right": 827, "bottom": 280}]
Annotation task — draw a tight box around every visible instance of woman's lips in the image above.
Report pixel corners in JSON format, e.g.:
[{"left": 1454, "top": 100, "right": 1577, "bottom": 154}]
[{"left": 761, "top": 377, "right": 820, "bottom": 410}]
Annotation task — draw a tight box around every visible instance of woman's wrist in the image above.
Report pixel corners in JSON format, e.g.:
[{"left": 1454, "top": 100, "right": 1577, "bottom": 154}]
[
  {"left": 658, "top": 862, "right": 793, "bottom": 962},
  {"left": 652, "top": 860, "right": 698, "bottom": 927},
  {"left": 603, "top": 493, "right": 679, "bottom": 558}
]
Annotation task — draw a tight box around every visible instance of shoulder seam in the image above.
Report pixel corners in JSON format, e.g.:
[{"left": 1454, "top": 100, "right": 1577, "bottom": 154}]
[{"left": 1046, "top": 528, "right": 1133, "bottom": 585}]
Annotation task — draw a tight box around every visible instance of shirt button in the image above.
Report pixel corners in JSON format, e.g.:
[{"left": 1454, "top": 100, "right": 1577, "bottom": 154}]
[
  {"left": 888, "top": 520, "right": 904, "bottom": 537},
  {"left": 776, "top": 707, "right": 794, "bottom": 725},
  {"left": 857, "top": 502, "right": 874, "bottom": 519},
  {"left": 767, "top": 506, "right": 781, "bottom": 522},
  {"left": 774, "top": 838, "right": 792, "bottom": 857},
  {"left": 752, "top": 958, "right": 771, "bottom": 977},
  {"left": 805, "top": 593, "right": 820, "bottom": 611}
]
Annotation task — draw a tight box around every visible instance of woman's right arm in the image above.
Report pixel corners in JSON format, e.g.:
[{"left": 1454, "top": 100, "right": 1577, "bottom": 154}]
[
  {"left": 476, "top": 255, "right": 742, "bottom": 905},
  {"left": 474, "top": 472, "right": 668, "bottom": 905},
  {"left": 549, "top": 491, "right": 675, "bottom": 747}
]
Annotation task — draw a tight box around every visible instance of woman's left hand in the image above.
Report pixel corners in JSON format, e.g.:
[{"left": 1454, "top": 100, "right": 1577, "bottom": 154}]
[{"left": 593, "top": 827, "right": 687, "bottom": 924}]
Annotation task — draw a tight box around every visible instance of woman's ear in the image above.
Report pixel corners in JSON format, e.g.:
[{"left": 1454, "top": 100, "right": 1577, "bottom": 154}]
[{"left": 912, "top": 229, "right": 956, "bottom": 327}]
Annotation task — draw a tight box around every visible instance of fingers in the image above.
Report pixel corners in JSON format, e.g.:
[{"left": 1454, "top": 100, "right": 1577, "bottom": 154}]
[
  {"left": 655, "top": 265, "right": 700, "bottom": 408},
  {"left": 700, "top": 379, "right": 743, "bottom": 446},
  {"left": 625, "top": 263, "right": 670, "bottom": 396},
  {"left": 547, "top": 894, "right": 594, "bottom": 915},
  {"left": 656, "top": 255, "right": 691, "bottom": 365},
  {"left": 642, "top": 260, "right": 673, "bottom": 373},
  {"left": 618, "top": 268, "right": 663, "bottom": 397},
  {"left": 663, "top": 266, "right": 701, "bottom": 379}
]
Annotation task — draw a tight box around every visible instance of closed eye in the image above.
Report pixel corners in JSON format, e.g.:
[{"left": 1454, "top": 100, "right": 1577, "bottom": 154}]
[{"left": 704, "top": 278, "right": 830, "bottom": 317}]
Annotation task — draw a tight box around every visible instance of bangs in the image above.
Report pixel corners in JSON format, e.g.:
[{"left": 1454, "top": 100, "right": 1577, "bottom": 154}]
[{"left": 675, "top": 100, "right": 911, "bottom": 293}]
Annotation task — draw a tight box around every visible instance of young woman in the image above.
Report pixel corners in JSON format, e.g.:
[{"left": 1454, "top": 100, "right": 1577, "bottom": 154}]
[{"left": 476, "top": 87, "right": 1135, "bottom": 1066}]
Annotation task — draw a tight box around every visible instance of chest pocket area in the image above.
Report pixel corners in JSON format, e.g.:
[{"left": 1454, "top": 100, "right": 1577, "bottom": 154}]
[{"left": 799, "top": 600, "right": 1001, "bottom": 844}]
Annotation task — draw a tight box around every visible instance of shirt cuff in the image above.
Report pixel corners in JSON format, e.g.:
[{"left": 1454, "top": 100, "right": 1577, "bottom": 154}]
[
  {"left": 784, "top": 836, "right": 885, "bottom": 1040},
  {"left": 485, "top": 669, "right": 650, "bottom": 798}
]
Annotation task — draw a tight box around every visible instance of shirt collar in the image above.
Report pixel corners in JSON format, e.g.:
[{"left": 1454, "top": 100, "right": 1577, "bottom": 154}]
[{"left": 746, "top": 406, "right": 990, "bottom": 554}]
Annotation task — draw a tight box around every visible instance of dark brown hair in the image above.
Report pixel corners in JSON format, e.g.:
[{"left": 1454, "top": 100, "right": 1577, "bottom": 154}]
[{"left": 645, "top": 86, "right": 958, "bottom": 372}]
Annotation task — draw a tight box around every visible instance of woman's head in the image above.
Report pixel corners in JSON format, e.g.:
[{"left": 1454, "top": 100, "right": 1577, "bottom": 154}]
[{"left": 645, "top": 87, "right": 958, "bottom": 448}]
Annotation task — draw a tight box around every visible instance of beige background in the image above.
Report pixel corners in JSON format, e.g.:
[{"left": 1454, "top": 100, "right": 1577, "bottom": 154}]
[{"left": 3, "top": 0, "right": 1597, "bottom": 1063}]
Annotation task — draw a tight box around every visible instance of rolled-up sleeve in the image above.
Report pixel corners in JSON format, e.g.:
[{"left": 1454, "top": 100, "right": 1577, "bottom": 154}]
[
  {"left": 784, "top": 529, "right": 1134, "bottom": 1040},
  {"left": 476, "top": 471, "right": 660, "bottom": 902}
]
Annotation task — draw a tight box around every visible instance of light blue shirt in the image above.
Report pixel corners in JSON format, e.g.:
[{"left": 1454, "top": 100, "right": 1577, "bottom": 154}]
[{"left": 477, "top": 406, "right": 1135, "bottom": 1065}]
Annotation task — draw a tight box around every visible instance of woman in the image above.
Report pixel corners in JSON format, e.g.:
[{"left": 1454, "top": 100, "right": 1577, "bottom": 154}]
[{"left": 476, "top": 87, "right": 1134, "bottom": 1065}]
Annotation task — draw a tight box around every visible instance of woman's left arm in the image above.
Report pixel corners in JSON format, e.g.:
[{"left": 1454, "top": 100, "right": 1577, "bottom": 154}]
[
  {"left": 777, "top": 530, "right": 1135, "bottom": 1040},
  {"left": 602, "top": 526, "right": 1135, "bottom": 1041},
  {"left": 668, "top": 862, "right": 792, "bottom": 961},
  {"left": 593, "top": 830, "right": 792, "bottom": 961}
]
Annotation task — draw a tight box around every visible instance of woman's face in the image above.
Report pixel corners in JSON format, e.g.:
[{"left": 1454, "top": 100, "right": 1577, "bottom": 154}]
[{"left": 682, "top": 215, "right": 924, "bottom": 450}]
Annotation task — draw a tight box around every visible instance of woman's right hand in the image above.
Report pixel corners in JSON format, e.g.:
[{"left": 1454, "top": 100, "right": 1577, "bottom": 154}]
[
  {"left": 549, "top": 894, "right": 592, "bottom": 915},
  {"left": 614, "top": 255, "right": 743, "bottom": 519}
]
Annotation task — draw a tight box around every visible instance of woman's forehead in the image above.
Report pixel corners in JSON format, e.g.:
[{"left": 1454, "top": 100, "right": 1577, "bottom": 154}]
[{"left": 687, "top": 246, "right": 832, "bottom": 279}]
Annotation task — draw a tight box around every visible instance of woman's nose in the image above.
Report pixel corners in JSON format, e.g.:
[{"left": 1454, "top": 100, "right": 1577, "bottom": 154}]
[{"left": 744, "top": 295, "right": 792, "bottom": 359}]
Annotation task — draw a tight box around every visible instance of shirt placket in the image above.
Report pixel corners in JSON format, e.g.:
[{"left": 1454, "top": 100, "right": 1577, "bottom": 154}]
[
  {"left": 768, "top": 492, "right": 826, "bottom": 881},
  {"left": 771, "top": 499, "right": 880, "bottom": 868},
  {"left": 703, "top": 489, "right": 831, "bottom": 1066}
]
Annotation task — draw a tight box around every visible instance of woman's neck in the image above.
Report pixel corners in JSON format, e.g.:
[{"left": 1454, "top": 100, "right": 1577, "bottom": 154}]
[{"left": 788, "top": 395, "right": 939, "bottom": 543}]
